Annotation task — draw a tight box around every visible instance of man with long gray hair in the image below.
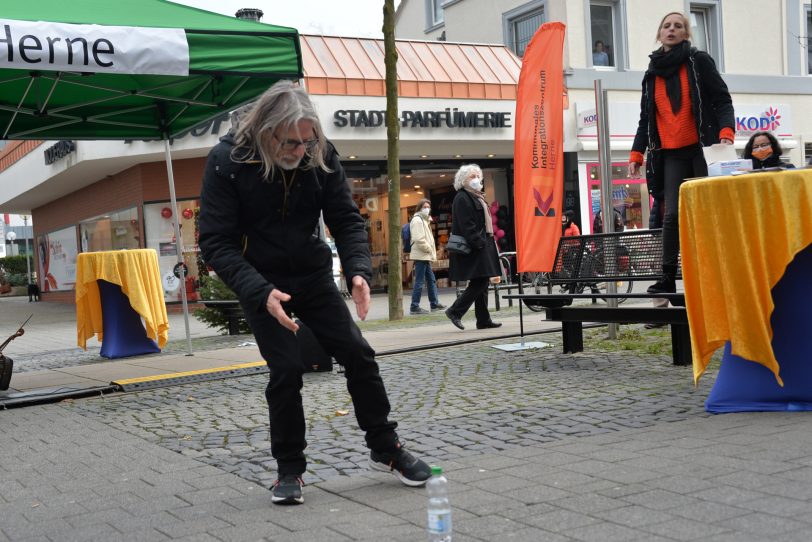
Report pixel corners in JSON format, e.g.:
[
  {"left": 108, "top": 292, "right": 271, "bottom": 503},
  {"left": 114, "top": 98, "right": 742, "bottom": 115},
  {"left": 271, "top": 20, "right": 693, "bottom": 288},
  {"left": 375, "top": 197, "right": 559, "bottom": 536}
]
[{"left": 198, "top": 80, "right": 431, "bottom": 505}]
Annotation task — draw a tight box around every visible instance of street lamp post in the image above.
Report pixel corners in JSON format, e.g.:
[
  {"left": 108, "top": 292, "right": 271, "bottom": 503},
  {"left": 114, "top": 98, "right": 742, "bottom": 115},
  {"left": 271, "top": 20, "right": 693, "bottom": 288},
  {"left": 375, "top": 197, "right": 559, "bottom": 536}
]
[
  {"left": 5, "top": 231, "right": 16, "bottom": 257},
  {"left": 21, "top": 215, "right": 31, "bottom": 286}
]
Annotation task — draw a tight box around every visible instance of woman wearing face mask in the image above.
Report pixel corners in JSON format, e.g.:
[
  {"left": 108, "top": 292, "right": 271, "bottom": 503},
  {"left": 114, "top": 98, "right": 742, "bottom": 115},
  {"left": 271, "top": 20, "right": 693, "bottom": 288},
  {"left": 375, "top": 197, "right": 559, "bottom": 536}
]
[
  {"left": 628, "top": 11, "right": 735, "bottom": 295},
  {"left": 408, "top": 198, "right": 445, "bottom": 315},
  {"left": 444, "top": 164, "right": 502, "bottom": 331},
  {"left": 743, "top": 131, "right": 794, "bottom": 170}
]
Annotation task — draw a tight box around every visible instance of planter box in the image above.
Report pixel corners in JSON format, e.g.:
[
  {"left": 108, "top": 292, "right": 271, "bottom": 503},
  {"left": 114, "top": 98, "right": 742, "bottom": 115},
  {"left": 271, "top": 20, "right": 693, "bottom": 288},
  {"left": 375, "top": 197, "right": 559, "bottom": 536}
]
[{"left": 0, "top": 285, "right": 28, "bottom": 297}]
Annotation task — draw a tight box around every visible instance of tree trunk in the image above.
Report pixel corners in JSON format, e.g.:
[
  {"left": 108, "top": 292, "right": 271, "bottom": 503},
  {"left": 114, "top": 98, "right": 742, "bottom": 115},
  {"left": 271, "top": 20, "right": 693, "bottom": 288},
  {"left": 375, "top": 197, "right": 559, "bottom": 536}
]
[{"left": 383, "top": 0, "right": 403, "bottom": 320}]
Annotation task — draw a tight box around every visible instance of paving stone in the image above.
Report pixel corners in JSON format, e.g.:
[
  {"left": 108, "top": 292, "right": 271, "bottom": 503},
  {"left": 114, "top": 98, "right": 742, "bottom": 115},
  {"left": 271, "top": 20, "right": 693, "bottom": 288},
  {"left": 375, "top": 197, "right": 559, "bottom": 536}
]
[
  {"left": 514, "top": 507, "right": 600, "bottom": 531},
  {"left": 621, "top": 488, "right": 697, "bottom": 511},
  {"left": 589, "top": 504, "right": 676, "bottom": 527},
  {"left": 642, "top": 517, "right": 734, "bottom": 541},
  {"left": 567, "top": 520, "right": 652, "bottom": 542},
  {"left": 715, "top": 511, "right": 810, "bottom": 536}
]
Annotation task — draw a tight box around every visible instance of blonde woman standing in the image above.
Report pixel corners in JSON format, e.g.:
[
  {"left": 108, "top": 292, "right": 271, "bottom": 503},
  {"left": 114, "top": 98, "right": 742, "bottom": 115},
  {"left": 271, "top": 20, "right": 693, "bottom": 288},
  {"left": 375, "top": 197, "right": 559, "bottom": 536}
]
[{"left": 408, "top": 198, "right": 445, "bottom": 315}]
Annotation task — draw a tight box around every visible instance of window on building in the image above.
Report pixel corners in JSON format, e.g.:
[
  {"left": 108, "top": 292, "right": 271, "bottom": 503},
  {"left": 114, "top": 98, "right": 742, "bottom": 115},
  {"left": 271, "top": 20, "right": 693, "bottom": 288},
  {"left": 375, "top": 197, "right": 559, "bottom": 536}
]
[
  {"left": 79, "top": 207, "right": 140, "bottom": 253},
  {"left": 427, "top": 0, "right": 444, "bottom": 28},
  {"left": 587, "top": 164, "right": 648, "bottom": 231},
  {"left": 689, "top": 2, "right": 722, "bottom": 68},
  {"left": 144, "top": 200, "right": 201, "bottom": 303},
  {"left": 589, "top": 1, "right": 623, "bottom": 68},
  {"left": 504, "top": 2, "right": 545, "bottom": 57},
  {"left": 807, "top": 6, "right": 812, "bottom": 74},
  {"left": 513, "top": 11, "right": 544, "bottom": 57},
  {"left": 690, "top": 9, "right": 709, "bottom": 51},
  {"left": 37, "top": 226, "right": 79, "bottom": 293}
]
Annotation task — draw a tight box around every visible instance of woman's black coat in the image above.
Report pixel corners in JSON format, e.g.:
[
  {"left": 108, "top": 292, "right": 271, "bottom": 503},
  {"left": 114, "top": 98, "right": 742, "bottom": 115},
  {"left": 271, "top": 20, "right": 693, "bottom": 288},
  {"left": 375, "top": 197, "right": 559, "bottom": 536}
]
[
  {"left": 448, "top": 189, "right": 501, "bottom": 281},
  {"left": 631, "top": 48, "right": 735, "bottom": 198}
]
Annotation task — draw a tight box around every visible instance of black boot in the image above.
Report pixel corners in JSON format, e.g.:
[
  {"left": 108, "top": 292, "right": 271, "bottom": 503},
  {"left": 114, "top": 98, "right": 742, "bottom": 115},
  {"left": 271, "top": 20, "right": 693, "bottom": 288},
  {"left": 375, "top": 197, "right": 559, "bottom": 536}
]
[{"left": 647, "top": 264, "right": 677, "bottom": 294}]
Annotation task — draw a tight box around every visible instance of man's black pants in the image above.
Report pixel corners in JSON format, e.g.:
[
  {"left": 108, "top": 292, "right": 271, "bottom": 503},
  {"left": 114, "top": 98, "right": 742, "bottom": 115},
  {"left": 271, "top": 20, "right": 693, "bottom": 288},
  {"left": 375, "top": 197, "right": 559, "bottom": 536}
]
[{"left": 244, "top": 275, "right": 398, "bottom": 476}]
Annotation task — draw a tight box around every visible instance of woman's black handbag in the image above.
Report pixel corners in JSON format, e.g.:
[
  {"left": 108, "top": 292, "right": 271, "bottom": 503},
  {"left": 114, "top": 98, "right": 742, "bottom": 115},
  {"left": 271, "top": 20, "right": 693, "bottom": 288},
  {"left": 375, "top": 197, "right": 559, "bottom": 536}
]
[{"left": 446, "top": 234, "right": 472, "bottom": 255}]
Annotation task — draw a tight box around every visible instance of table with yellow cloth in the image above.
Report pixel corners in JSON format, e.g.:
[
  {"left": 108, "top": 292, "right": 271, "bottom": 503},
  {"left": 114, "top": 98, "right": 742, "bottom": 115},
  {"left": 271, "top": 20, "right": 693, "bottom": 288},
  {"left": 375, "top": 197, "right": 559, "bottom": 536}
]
[
  {"left": 679, "top": 168, "right": 812, "bottom": 409},
  {"left": 76, "top": 249, "right": 169, "bottom": 357}
]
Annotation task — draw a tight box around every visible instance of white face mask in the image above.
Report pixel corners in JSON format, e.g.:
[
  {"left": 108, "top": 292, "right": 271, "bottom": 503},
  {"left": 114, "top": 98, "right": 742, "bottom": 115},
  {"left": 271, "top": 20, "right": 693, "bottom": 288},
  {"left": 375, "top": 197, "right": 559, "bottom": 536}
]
[
  {"left": 469, "top": 177, "right": 483, "bottom": 191},
  {"left": 420, "top": 207, "right": 431, "bottom": 217}
]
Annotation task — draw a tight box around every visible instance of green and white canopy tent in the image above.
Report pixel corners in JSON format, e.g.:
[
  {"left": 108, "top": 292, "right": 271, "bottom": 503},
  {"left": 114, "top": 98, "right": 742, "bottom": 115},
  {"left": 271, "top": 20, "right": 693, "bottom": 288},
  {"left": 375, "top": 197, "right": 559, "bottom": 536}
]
[{"left": 0, "top": 0, "right": 303, "bottom": 353}]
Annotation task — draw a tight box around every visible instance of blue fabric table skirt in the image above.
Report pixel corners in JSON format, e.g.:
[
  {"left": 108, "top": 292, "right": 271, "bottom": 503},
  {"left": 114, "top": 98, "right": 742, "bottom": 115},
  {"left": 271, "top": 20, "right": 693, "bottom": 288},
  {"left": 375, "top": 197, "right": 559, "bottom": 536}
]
[
  {"left": 706, "top": 244, "right": 812, "bottom": 413},
  {"left": 98, "top": 279, "right": 161, "bottom": 359}
]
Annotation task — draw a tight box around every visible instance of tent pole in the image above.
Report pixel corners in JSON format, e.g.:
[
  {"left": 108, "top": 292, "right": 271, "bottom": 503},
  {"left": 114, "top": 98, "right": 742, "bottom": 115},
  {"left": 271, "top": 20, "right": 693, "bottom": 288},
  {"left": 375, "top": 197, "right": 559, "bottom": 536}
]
[{"left": 164, "top": 139, "right": 194, "bottom": 356}]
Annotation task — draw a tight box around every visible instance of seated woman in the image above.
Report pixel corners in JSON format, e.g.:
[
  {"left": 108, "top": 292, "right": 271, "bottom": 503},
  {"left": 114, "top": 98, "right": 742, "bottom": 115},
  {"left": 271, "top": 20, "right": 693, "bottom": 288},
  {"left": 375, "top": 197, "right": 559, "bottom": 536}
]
[{"left": 743, "top": 131, "right": 795, "bottom": 169}]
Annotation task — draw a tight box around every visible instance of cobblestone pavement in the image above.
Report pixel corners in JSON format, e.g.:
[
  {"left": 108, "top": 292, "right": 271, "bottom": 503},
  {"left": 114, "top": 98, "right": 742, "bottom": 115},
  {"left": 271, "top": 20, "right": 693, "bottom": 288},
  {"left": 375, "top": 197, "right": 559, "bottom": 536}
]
[
  {"left": 66, "top": 337, "right": 714, "bottom": 488},
  {"left": 8, "top": 337, "right": 812, "bottom": 542}
]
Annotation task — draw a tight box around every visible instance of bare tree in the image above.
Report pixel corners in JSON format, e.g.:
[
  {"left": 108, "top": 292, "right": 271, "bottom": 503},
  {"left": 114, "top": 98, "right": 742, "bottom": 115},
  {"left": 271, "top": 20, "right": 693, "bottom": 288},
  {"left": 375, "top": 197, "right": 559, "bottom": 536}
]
[{"left": 383, "top": 0, "right": 403, "bottom": 320}]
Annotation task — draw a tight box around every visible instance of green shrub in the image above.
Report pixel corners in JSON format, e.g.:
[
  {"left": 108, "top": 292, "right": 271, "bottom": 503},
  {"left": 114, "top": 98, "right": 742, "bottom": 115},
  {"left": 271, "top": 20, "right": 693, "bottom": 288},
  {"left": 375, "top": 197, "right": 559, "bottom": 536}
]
[
  {"left": 0, "top": 256, "right": 28, "bottom": 276},
  {"left": 193, "top": 275, "right": 252, "bottom": 335},
  {"left": 6, "top": 273, "right": 28, "bottom": 287}
]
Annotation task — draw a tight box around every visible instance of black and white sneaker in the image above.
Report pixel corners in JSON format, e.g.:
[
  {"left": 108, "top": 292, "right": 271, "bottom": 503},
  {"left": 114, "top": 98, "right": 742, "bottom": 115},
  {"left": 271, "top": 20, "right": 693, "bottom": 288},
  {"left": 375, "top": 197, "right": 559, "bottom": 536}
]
[
  {"left": 369, "top": 442, "right": 431, "bottom": 487},
  {"left": 271, "top": 474, "right": 304, "bottom": 505}
]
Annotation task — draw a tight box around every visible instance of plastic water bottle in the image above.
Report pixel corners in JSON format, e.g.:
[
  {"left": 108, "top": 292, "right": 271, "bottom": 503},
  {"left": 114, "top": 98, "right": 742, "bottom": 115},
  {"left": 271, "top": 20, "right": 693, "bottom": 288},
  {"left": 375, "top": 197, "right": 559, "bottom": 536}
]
[{"left": 427, "top": 466, "right": 452, "bottom": 542}]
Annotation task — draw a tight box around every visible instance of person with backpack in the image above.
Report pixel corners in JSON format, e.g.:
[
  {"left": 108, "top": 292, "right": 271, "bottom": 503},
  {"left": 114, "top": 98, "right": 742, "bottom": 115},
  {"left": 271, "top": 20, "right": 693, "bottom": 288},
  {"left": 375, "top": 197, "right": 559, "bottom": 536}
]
[{"left": 407, "top": 199, "right": 445, "bottom": 315}]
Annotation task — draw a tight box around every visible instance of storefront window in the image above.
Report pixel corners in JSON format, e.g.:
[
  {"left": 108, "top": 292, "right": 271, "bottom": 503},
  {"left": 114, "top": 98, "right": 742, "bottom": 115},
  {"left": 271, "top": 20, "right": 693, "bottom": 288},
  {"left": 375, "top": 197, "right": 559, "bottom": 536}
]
[
  {"left": 587, "top": 163, "right": 649, "bottom": 231},
  {"left": 37, "top": 226, "right": 78, "bottom": 292},
  {"left": 144, "top": 200, "right": 201, "bottom": 303},
  {"left": 349, "top": 175, "right": 390, "bottom": 291},
  {"left": 345, "top": 166, "right": 508, "bottom": 290},
  {"left": 79, "top": 207, "right": 140, "bottom": 253}
]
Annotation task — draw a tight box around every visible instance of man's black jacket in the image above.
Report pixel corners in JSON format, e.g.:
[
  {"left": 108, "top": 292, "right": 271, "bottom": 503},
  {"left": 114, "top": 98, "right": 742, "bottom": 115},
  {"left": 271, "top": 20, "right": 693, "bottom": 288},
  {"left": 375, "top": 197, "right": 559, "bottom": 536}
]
[{"left": 198, "top": 134, "right": 371, "bottom": 315}]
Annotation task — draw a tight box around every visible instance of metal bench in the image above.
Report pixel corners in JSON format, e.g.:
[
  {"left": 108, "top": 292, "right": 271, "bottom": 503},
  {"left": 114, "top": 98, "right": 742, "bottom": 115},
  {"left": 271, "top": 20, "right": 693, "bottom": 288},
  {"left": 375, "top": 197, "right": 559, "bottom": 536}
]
[{"left": 505, "top": 229, "right": 691, "bottom": 366}]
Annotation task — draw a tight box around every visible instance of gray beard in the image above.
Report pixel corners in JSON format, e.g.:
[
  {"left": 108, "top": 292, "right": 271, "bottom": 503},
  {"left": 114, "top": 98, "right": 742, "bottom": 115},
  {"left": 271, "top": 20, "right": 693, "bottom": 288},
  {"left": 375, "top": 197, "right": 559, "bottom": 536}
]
[{"left": 277, "top": 158, "right": 301, "bottom": 171}]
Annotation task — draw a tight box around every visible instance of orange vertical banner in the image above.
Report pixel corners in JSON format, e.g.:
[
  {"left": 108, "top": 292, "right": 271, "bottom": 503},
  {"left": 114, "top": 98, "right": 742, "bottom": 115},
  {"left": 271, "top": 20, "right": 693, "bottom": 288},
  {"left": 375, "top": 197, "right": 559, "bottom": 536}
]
[{"left": 514, "top": 22, "right": 566, "bottom": 273}]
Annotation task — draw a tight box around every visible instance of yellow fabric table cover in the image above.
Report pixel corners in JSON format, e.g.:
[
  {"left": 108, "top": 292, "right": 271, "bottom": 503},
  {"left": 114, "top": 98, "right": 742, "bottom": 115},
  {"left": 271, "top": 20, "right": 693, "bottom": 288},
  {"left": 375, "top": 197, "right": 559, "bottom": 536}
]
[
  {"left": 679, "top": 169, "right": 812, "bottom": 385},
  {"left": 75, "top": 249, "right": 169, "bottom": 350}
]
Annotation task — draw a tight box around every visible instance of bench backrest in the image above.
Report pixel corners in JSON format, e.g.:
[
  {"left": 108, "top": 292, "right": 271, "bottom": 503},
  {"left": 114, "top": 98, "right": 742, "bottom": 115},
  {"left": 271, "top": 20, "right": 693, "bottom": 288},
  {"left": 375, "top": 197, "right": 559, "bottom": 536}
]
[{"left": 550, "top": 229, "right": 682, "bottom": 283}]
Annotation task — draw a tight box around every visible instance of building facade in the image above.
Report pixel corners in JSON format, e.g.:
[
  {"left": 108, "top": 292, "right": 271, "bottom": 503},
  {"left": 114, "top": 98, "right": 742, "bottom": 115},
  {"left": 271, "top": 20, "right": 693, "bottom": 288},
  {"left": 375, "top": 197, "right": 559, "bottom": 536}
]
[
  {"left": 0, "top": 35, "right": 523, "bottom": 303},
  {"left": 397, "top": 0, "right": 812, "bottom": 230},
  {"left": 4, "top": 2, "right": 810, "bottom": 303}
]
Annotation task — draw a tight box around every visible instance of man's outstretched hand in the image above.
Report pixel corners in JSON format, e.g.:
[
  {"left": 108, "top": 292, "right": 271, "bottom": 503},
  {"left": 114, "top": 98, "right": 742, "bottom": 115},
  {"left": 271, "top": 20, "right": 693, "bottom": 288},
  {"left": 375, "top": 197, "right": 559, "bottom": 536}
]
[
  {"left": 266, "top": 289, "right": 299, "bottom": 332},
  {"left": 351, "top": 275, "right": 370, "bottom": 320}
]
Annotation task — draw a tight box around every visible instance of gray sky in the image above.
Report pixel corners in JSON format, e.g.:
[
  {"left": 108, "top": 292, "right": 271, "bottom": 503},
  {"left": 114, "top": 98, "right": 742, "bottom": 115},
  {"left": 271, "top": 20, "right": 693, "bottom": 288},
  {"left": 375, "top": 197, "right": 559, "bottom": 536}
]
[{"left": 172, "top": 0, "right": 401, "bottom": 38}]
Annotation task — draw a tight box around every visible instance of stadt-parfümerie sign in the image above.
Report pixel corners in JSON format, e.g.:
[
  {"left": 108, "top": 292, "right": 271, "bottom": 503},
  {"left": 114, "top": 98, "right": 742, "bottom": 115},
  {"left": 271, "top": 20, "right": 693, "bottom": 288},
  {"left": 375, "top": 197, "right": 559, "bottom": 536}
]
[{"left": 333, "top": 109, "right": 512, "bottom": 129}]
